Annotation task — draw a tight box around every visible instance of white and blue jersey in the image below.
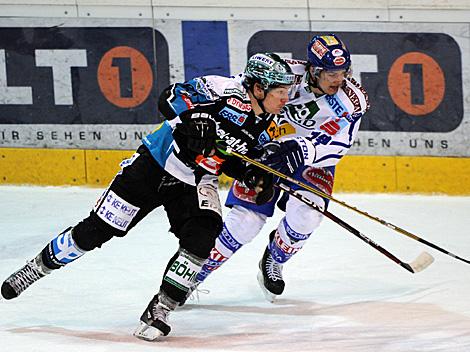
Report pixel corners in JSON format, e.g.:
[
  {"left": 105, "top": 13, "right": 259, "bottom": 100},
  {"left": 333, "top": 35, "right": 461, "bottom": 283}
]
[
  {"left": 275, "top": 58, "right": 369, "bottom": 168},
  {"left": 226, "top": 59, "right": 370, "bottom": 215}
]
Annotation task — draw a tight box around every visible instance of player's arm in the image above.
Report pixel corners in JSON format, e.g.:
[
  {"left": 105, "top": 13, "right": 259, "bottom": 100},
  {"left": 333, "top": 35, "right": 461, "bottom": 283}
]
[{"left": 158, "top": 77, "right": 217, "bottom": 121}]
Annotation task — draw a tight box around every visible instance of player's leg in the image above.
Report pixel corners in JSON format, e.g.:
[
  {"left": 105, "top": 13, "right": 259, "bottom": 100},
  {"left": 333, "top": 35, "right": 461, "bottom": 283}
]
[
  {"left": 1, "top": 147, "right": 161, "bottom": 300},
  {"left": 195, "top": 179, "right": 277, "bottom": 283},
  {"left": 134, "top": 182, "right": 223, "bottom": 341},
  {"left": 258, "top": 166, "right": 334, "bottom": 302}
]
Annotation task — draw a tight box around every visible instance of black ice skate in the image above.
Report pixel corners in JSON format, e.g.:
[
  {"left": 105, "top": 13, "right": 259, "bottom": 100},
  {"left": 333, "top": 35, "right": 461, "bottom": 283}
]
[
  {"left": 134, "top": 293, "right": 176, "bottom": 341},
  {"left": 1, "top": 254, "right": 51, "bottom": 300},
  {"left": 257, "top": 246, "right": 285, "bottom": 303}
]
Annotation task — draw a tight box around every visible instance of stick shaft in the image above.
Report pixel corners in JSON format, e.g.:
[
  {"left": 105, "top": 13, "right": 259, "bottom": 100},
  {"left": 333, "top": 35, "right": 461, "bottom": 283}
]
[
  {"left": 274, "top": 183, "right": 417, "bottom": 273},
  {"left": 228, "top": 149, "right": 470, "bottom": 265}
]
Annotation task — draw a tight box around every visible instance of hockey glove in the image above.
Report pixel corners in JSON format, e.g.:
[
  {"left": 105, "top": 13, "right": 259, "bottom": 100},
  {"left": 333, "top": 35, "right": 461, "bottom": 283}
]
[
  {"left": 243, "top": 164, "right": 274, "bottom": 205},
  {"left": 173, "top": 112, "right": 217, "bottom": 157},
  {"left": 261, "top": 139, "right": 304, "bottom": 175}
]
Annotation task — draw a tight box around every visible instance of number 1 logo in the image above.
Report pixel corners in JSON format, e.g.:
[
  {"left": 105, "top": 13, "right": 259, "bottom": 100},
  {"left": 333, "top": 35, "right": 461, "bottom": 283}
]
[{"left": 387, "top": 52, "right": 445, "bottom": 116}]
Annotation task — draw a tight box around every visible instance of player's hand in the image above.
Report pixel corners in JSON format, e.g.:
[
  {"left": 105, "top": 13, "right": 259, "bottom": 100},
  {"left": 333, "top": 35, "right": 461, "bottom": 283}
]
[
  {"left": 261, "top": 140, "right": 304, "bottom": 175},
  {"left": 243, "top": 165, "right": 274, "bottom": 205},
  {"left": 173, "top": 111, "right": 217, "bottom": 157}
]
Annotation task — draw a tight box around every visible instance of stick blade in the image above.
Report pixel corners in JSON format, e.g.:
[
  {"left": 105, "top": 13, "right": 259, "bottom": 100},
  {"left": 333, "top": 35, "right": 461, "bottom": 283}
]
[{"left": 410, "top": 251, "right": 434, "bottom": 273}]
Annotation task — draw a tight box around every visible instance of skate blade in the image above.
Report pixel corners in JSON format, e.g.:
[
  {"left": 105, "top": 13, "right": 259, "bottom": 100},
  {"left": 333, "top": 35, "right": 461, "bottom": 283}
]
[
  {"left": 133, "top": 321, "right": 165, "bottom": 341},
  {"left": 257, "top": 271, "right": 277, "bottom": 303}
]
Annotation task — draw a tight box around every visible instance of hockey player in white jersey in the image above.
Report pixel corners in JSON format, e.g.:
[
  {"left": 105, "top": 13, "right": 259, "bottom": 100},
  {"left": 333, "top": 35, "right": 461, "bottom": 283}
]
[{"left": 194, "top": 34, "right": 370, "bottom": 302}]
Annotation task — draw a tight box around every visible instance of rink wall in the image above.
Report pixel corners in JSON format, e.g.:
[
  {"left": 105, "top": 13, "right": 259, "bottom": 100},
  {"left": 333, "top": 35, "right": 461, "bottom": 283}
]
[{"left": 0, "top": 0, "right": 470, "bottom": 194}]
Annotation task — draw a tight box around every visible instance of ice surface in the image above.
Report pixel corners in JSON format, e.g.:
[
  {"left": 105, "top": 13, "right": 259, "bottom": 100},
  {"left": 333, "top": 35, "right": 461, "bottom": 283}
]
[{"left": 1, "top": 185, "right": 470, "bottom": 352}]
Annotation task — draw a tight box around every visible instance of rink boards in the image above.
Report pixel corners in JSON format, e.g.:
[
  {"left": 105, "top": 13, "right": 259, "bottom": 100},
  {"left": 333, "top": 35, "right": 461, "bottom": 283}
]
[{"left": 1, "top": 147, "right": 469, "bottom": 195}]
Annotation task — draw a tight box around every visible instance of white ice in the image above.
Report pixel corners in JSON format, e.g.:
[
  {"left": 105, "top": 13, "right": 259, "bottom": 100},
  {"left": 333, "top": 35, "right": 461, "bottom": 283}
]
[{"left": 1, "top": 185, "right": 470, "bottom": 352}]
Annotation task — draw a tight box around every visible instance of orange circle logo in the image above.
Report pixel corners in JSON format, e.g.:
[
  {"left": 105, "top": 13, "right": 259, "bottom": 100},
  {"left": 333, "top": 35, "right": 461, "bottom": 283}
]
[
  {"left": 388, "top": 52, "right": 445, "bottom": 116},
  {"left": 97, "top": 46, "right": 153, "bottom": 108}
]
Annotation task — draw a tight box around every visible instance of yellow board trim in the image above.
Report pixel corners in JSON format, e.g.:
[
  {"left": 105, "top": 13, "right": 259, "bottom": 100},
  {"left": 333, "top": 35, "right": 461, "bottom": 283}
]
[{"left": 1, "top": 148, "right": 469, "bottom": 195}]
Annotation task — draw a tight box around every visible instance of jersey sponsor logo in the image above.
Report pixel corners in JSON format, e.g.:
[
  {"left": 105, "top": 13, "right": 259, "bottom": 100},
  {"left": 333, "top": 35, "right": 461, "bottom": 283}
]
[
  {"left": 217, "top": 125, "right": 249, "bottom": 154},
  {"left": 343, "top": 85, "right": 362, "bottom": 113},
  {"left": 272, "top": 121, "right": 296, "bottom": 139},
  {"left": 281, "top": 100, "right": 321, "bottom": 130},
  {"left": 227, "top": 97, "right": 252, "bottom": 112},
  {"left": 319, "top": 115, "right": 351, "bottom": 136},
  {"left": 219, "top": 106, "right": 247, "bottom": 126},
  {"left": 320, "top": 119, "right": 341, "bottom": 135},
  {"left": 325, "top": 94, "right": 347, "bottom": 116}
]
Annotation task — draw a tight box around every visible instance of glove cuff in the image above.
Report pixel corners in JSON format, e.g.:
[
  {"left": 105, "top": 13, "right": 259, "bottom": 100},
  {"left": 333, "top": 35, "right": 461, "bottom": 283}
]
[{"left": 289, "top": 136, "right": 316, "bottom": 165}]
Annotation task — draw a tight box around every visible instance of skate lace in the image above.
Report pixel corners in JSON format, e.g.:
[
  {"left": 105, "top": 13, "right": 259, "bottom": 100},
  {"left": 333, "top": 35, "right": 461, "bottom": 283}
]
[
  {"left": 152, "top": 302, "right": 171, "bottom": 324},
  {"left": 187, "top": 284, "right": 210, "bottom": 303},
  {"left": 265, "top": 255, "right": 283, "bottom": 281},
  {"left": 6, "top": 261, "right": 43, "bottom": 295}
]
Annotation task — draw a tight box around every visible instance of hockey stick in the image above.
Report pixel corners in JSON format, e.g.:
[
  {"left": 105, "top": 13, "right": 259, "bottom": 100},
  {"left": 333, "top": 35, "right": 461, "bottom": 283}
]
[
  {"left": 274, "top": 183, "right": 434, "bottom": 273},
  {"left": 218, "top": 144, "right": 470, "bottom": 265}
]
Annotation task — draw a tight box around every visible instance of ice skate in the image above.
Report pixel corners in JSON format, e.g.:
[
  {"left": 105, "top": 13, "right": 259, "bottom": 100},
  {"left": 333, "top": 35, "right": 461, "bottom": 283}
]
[
  {"left": 134, "top": 293, "right": 176, "bottom": 341},
  {"left": 1, "top": 254, "right": 51, "bottom": 300},
  {"left": 257, "top": 246, "right": 285, "bottom": 303}
]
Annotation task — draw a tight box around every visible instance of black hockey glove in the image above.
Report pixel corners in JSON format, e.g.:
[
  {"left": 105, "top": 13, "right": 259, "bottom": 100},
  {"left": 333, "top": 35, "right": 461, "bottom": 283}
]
[
  {"left": 243, "top": 164, "right": 274, "bottom": 205},
  {"left": 173, "top": 111, "right": 217, "bottom": 157},
  {"left": 261, "top": 140, "right": 304, "bottom": 175}
]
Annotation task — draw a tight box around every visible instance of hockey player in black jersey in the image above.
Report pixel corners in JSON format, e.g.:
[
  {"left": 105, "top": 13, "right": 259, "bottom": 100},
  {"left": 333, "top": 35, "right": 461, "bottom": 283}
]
[{"left": 1, "top": 53, "right": 304, "bottom": 340}]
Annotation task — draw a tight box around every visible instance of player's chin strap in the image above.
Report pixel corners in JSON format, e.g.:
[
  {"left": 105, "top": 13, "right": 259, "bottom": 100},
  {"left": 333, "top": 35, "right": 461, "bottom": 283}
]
[
  {"left": 307, "top": 68, "right": 327, "bottom": 95},
  {"left": 216, "top": 141, "right": 470, "bottom": 267},
  {"left": 274, "top": 183, "right": 433, "bottom": 274}
]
